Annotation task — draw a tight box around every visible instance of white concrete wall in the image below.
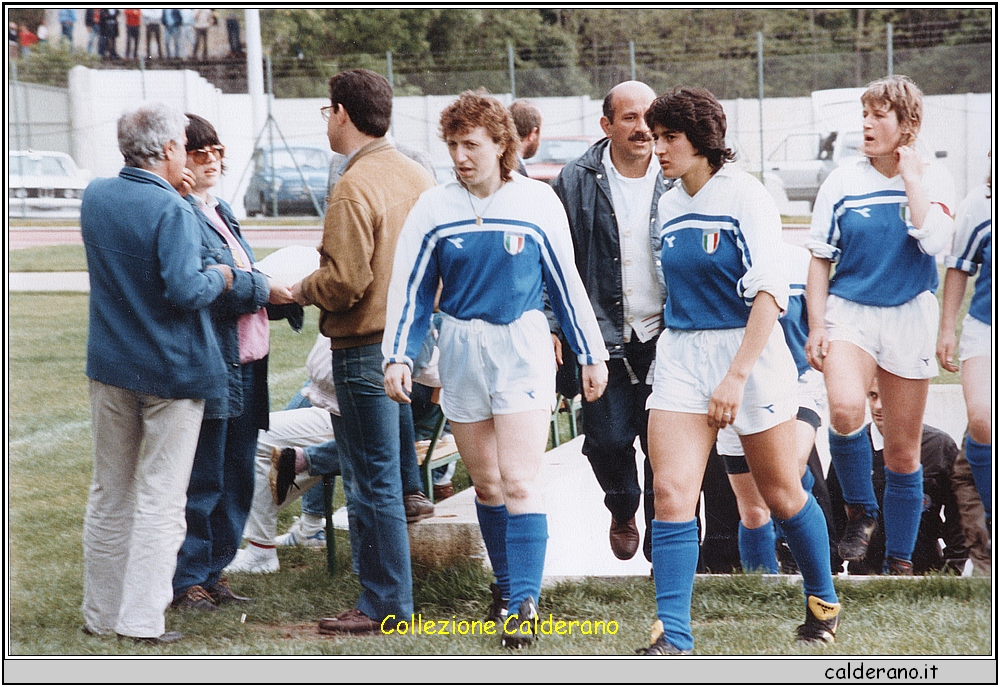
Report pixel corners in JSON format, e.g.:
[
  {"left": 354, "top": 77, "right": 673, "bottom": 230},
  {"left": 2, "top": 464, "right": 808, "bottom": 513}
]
[{"left": 68, "top": 66, "right": 992, "bottom": 218}]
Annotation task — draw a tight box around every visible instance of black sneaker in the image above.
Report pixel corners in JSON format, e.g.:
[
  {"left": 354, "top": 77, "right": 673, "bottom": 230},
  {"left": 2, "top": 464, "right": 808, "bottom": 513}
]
[
  {"left": 500, "top": 596, "right": 537, "bottom": 649},
  {"left": 883, "top": 555, "right": 913, "bottom": 575},
  {"left": 837, "top": 505, "right": 878, "bottom": 562},
  {"left": 269, "top": 447, "right": 299, "bottom": 505},
  {"left": 485, "top": 582, "right": 508, "bottom": 624},
  {"left": 775, "top": 538, "right": 799, "bottom": 574},
  {"left": 637, "top": 620, "right": 692, "bottom": 655},
  {"left": 796, "top": 595, "right": 841, "bottom": 645}
]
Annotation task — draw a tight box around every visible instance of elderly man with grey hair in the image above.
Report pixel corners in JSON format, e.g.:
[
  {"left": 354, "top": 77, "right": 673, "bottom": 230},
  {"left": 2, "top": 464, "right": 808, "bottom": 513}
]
[{"left": 80, "top": 102, "right": 233, "bottom": 644}]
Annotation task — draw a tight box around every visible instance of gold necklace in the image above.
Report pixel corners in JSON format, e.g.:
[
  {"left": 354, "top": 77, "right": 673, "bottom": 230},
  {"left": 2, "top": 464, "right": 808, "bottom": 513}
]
[{"left": 465, "top": 183, "right": 502, "bottom": 226}]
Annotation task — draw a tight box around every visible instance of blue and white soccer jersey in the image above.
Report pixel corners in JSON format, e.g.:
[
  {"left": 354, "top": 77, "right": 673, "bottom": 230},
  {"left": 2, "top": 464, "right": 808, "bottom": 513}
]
[
  {"left": 646, "top": 165, "right": 797, "bottom": 435},
  {"left": 946, "top": 183, "right": 992, "bottom": 361},
  {"left": 807, "top": 157, "right": 955, "bottom": 378},
  {"left": 383, "top": 173, "right": 608, "bottom": 423}
]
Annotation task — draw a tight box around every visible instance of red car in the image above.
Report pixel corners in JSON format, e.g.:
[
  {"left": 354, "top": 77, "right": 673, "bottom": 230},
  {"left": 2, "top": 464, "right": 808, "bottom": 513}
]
[{"left": 524, "top": 136, "right": 598, "bottom": 185}]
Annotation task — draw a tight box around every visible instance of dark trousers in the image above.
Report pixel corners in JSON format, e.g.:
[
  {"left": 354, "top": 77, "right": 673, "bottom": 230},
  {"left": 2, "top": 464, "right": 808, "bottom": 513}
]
[
  {"left": 145, "top": 24, "right": 162, "bottom": 58},
  {"left": 193, "top": 28, "right": 208, "bottom": 60},
  {"left": 173, "top": 363, "right": 259, "bottom": 596},
  {"left": 581, "top": 336, "right": 657, "bottom": 559},
  {"left": 125, "top": 25, "right": 139, "bottom": 59}
]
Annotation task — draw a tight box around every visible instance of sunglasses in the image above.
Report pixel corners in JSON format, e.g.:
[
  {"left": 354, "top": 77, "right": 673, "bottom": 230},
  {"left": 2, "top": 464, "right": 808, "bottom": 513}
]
[{"left": 188, "top": 145, "right": 226, "bottom": 164}]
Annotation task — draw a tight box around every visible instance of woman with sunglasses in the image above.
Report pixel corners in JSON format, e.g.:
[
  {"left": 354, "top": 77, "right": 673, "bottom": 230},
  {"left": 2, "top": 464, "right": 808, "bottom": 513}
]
[{"left": 171, "top": 114, "right": 294, "bottom": 611}]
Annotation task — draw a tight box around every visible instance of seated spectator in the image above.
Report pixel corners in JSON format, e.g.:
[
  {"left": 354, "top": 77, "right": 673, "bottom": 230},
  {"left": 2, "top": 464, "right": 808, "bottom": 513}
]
[
  {"left": 226, "top": 332, "right": 443, "bottom": 574},
  {"left": 827, "top": 380, "right": 969, "bottom": 574}
]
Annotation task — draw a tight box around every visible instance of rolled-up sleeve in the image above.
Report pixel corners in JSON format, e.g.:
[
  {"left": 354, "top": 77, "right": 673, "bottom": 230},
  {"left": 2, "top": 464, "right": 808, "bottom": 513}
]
[{"left": 736, "top": 178, "right": 789, "bottom": 312}]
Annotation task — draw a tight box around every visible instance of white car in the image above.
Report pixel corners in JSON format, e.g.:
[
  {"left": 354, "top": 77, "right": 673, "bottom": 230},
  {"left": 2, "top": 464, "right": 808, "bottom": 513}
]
[{"left": 9, "top": 150, "right": 92, "bottom": 218}]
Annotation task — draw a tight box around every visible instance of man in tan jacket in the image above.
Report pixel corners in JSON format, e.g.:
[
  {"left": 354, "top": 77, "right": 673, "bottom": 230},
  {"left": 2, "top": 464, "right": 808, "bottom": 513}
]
[{"left": 292, "top": 69, "right": 435, "bottom": 635}]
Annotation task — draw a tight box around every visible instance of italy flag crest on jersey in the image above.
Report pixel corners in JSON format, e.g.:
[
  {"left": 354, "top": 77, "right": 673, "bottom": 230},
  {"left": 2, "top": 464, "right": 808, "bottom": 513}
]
[
  {"left": 702, "top": 230, "right": 720, "bottom": 254},
  {"left": 504, "top": 232, "right": 525, "bottom": 255}
]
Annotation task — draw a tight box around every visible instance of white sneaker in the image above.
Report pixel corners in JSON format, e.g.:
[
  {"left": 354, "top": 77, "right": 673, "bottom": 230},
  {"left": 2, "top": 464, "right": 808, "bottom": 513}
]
[
  {"left": 274, "top": 516, "right": 326, "bottom": 548},
  {"left": 224, "top": 545, "right": 279, "bottom": 574}
]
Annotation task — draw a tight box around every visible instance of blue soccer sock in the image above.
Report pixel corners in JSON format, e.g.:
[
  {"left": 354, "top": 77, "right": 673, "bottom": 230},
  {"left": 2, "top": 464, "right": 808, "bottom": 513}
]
[
  {"left": 739, "top": 520, "right": 778, "bottom": 574},
  {"left": 776, "top": 494, "right": 837, "bottom": 606},
  {"left": 828, "top": 428, "right": 879, "bottom": 516},
  {"left": 650, "top": 519, "right": 699, "bottom": 651},
  {"left": 506, "top": 513, "right": 548, "bottom": 613},
  {"left": 800, "top": 463, "right": 816, "bottom": 494},
  {"left": 475, "top": 501, "right": 510, "bottom": 598},
  {"left": 965, "top": 437, "right": 992, "bottom": 523},
  {"left": 882, "top": 466, "right": 923, "bottom": 562}
]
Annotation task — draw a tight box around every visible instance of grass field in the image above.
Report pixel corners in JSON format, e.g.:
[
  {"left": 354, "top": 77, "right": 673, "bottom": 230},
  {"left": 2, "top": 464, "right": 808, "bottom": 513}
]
[{"left": 5, "top": 251, "right": 991, "bottom": 662}]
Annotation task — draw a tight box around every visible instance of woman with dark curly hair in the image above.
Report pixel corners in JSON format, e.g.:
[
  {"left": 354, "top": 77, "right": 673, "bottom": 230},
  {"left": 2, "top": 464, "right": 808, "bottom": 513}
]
[
  {"left": 639, "top": 87, "right": 839, "bottom": 655},
  {"left": 171, "top": 114, "right": 294, "bottom": 612},
  {"left": 382, "top": 90, "right": 608, "bottom": 649}
]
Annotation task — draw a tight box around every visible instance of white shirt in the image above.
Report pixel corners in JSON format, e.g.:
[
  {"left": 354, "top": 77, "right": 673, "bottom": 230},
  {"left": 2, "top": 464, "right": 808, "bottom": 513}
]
[{"left": 602, "top": 144, "right": 663, "bottom": 342}]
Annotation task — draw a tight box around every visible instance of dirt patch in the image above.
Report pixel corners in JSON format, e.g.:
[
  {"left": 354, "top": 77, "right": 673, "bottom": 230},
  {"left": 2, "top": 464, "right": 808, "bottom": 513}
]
[{"left": 258, "top": 622, "right": 331, "bottom": 641}]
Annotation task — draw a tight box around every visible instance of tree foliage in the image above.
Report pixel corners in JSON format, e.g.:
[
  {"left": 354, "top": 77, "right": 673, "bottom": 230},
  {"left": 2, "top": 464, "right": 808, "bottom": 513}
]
[{"left": 255, "top": 8, "right": 991, "bottom": 98}]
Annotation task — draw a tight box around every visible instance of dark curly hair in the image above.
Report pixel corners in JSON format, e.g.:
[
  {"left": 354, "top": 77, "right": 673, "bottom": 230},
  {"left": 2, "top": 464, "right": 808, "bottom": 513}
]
[
  {"left": 645, "top": 87, "right": 735, "bottom": 173},
  {"left": 184, "top": 112, "right": 225, "bottom": 173},
  {"left": 440, "top": 89, "right": 520, "bottom": 183}
]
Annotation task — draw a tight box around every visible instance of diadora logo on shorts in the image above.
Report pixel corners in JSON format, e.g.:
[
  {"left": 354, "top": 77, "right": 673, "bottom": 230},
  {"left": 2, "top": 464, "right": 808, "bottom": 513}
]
[
  {"left": 851, "top": 207, "right": 872, "bottom": 218},
  {"left": 760, "top": 404, "right": 775, "bottom": 414},
  {"left": 663, "top": 236, "right": 676, "bottom": 248},
  {"left": 504, "top": 232, "right": 525, "bottom": 256},
  {"left": 447, "top": 237, "right": 464, "bottom": 249},
  {"left": 525, "top": 390, "right": 535, "bottom": 399},
  {"left": 702, "top": 230, "right": 720, "bottom": 254}
]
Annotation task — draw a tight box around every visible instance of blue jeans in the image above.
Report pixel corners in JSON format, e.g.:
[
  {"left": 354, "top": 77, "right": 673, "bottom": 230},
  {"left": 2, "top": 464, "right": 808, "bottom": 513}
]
[
  {"left": 297, "top": 390, "right": 420, "bottom": 517},
  {"left": 331, "top": 343, "right": 413, "bottom": 619},
  {"left": 164, "top": 25, "right": 180, "bottom": 58},
  {"left": 174, "top": 362, "right": 259, "bottom": 596},
  {"left": 581, "top": 337, "right": 657, "bottom": 555}
]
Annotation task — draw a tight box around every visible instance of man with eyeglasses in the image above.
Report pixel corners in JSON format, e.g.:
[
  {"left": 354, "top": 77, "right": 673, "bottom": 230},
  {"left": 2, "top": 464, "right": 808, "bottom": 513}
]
[{"left": 291, "top": 69, "right": 435, "bottom": 636}]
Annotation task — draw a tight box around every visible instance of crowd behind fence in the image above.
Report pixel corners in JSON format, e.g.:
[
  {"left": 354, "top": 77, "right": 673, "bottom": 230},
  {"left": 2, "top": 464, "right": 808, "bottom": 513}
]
[{"left": 8, "top": 22, "right": 993, "bottom": 219}]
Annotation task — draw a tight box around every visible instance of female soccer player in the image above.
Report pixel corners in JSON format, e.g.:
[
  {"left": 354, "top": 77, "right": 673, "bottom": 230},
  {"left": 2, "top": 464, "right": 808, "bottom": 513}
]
[
  {"left": 641, "top": 87, "right": 839, "bottom": 655},
  {"left": 937, "top": 176, "right": 992, "bottom": 526},
  {"left": 805, "top": 75, "right": 955, "bottom": 575},
  {"left": 382, "top": 90, "right": 608, "bottom": 649}
]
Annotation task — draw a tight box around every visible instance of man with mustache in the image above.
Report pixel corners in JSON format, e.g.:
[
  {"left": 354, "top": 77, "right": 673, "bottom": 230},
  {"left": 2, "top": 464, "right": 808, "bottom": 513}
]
[{"left": 551, "top": 81, "right": 669, "bottom": 561}]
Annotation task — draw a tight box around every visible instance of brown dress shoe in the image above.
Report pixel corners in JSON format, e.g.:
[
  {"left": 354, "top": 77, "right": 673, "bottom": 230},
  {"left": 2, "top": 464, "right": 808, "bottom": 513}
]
[
  {"left": 269, "top": 446, "right": 300, "bottom": 505},
  {"left": 404, "top": 491, "right": 435, "bottom": 523},
  {"left": 206, "top": 577, "right": 253, "bottom": 605},
  {"left": 170, "top": 585, "right": 221, "bottom": 612},
  {"left": 318, "top": 608, "right": 382, "bottom": 635},
  {"left": 433, "top": 481, "right": 455, "bottom": 501},
  {"left": 609, "top": 516, "right": 640, "bottom": 560}
]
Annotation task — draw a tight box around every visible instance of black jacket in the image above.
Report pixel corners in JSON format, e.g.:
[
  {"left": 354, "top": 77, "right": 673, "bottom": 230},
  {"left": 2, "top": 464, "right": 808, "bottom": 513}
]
[
  {"left": 551, "top": 138, "right": 668, "bottom": 357},
  {"left": 827, "top": 424, "right": 968, "bottom": 574}
]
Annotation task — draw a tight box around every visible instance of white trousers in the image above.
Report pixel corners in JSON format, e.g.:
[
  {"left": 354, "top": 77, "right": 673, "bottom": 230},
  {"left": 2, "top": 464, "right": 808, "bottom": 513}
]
[
  {"left": 82, "top": 380, "right": 204, "bottom": 638},
  {"left": 243, "top": 407, "right": 333, "bottom": 546}
]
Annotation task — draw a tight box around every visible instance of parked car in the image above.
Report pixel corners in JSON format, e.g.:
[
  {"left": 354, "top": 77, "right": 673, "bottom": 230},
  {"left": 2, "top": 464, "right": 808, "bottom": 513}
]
[
  {"left": 244, "top": 145, "right": 331, "bottom": 217},
  {"left": 766, "top": 130, "right": 865, "bottom": 209},
  {"left": 9, "top": 150, "right": 91, "bottom": 218},
  {"left": 524, "top": 136, "right": 598, "bottom": 185}
]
